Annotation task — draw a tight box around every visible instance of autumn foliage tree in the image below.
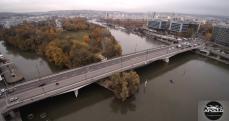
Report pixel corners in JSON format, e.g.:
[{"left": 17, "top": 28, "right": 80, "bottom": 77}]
[
  {"left": 83, "top": 35, "right": 90, "bottom": 44},
  {"left": 45, "top": 40, "right": 68, "bottom": 67},
  {"left": 1, "top": 20, "right": 59, "bottom": 52},
  {"left": 1, "top": 17, "right": 122, "bottom": 69},
  {"left": 62, "top": 17, "right": 88, "bottom": 31},
  {"left": 104, "top": 71, "right": 140, "bottom": 101},
  {"left": 101, "top": 38, "right": 122, "bottom": 58},
  {"left": 68, "top": 41, "right": 100, "bottom": 67},
  {"left": 199, "top": 23, "right": 213, "bottom": 41},
  {"left": 204, "top": 33, "right": 213, "bottom": 41}
]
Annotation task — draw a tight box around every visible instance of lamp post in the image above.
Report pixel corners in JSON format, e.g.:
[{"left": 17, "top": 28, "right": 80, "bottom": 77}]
[
  {"left": 35, "top": 64, "right": 45, "bottom": 93},
  {"left": 35, "top": 64, "right": 41, "bottom": 82},
  {"left": 134, "top": 44, "right": 138, "bottom": 54}
]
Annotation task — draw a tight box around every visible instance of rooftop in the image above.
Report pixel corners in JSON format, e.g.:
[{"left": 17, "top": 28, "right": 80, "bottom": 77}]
[
  {"left": 149, "top": 19, "right": 169, "bottom": 22},
  {"left": 215, "top": 24, "right": 229, "bottom": 28}
]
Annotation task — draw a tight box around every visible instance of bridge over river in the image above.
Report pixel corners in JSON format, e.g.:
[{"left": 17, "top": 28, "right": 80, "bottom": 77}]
[{"left": 0, "top": 42, "right": 202, "bottom": 121}]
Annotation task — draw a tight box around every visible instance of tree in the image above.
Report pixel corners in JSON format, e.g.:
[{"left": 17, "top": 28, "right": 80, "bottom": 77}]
[
  {"left": 45, "top": 40, "right": 68, "bottom": 67},
  {"left": 69, "top": 41, "right": 100, "bottom": 67},
  {"left": 83, "top": 35, "right": 90, "bottom": 44},
  {"left": 199, "top": 23, "right": 213, "bottom": 41},
  {"left": 205, "top": 33, "right": 213, "bottom": 41},
  {"left": 108, "top": 71, "right": 140, "bottom": 101},
  {"left": 185, "top": 28, "right": 195, "bottom": 38},
  {"left": 101, "top": 38, "right": 122, "bottom": 58},
  {"left": 62, "top": 17, "right": 88, "bottom": 31},
  {"left": 1, "top": 20, "right": 59, "bottom": 52}
]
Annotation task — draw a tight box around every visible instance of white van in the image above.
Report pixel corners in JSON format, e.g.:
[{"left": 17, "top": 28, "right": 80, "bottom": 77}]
[
  {"left": 0, "top": 75, "right": 3, "bottom": 82},
  {"left": 0, "top": 54, "right": 4, "bottom": 59}
]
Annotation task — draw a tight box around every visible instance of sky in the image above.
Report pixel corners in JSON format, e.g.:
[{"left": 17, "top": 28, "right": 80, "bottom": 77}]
[{"left": 0, "top": 0, "right": 229, "bottom": 16}]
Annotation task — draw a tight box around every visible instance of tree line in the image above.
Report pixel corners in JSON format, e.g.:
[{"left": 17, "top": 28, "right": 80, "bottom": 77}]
[{"left": 0, "top": 18, "right": 122, "bottom": 68}]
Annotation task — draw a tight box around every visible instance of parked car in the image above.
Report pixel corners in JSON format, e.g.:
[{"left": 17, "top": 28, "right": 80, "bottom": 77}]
[
  {"left": 0, "top": 54, "right": 4, "bottom": 59},
  {"left": 1, "top": 88, "right": 6, "bottom": 93},
  {"left": 0, "top": 88, "right": 6, "bottom": 97}
]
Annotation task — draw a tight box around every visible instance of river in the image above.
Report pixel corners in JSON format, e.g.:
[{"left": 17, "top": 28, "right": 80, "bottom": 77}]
[
  {"left": 0, "top": 41, "right": 61, "bottom": 81},
  {"left": 1, "top": 27, "right": 229, "bottom": 121}
]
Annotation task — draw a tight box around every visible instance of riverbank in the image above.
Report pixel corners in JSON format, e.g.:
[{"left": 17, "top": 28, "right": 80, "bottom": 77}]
[
  {"left": 195, "top": 50, "right": 229, "bottom": 64},
  {"left": 0, "top": 53, "right": 24, "bottom": 84}
]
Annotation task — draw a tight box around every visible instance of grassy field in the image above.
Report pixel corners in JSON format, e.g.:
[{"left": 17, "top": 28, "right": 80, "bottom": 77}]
[{"left": 59, "top": 30, "right": 89, "bottom": 42}]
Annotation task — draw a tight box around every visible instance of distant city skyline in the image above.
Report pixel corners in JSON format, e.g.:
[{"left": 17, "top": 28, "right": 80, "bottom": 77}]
[{"left": 0, "top": 0, "right": 228, "bottom": 16}]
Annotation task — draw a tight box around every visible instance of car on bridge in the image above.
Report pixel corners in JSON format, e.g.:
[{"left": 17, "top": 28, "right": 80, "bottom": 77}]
[
  {"left": 9, "top": 97, "right": 18, "bottom": 102},
  {"left": 177, "top": 44, "right": 182, "bottom": 48},
  {"left": 0, "top": 88, "right": 6, "bottom": 97},
  {"left": 181, "top": 42, "right": 192, "bottom": 48}
]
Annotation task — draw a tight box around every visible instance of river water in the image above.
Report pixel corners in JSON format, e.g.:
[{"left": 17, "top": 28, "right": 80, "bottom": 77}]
[
  {"left": 1, "top": 27, "right": 229, "bottom": 121},
  {"left": 0, "top": 41, "right": 61, "bottom": 81}
]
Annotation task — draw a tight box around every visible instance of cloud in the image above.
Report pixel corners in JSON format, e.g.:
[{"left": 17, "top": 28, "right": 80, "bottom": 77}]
[{"left": 0, "top": 0, "right": 228, "bottom": 16}]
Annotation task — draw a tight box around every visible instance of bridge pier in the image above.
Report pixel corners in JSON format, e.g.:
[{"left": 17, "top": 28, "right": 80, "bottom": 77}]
[
  {"left": 206, "top": 51, "right": 210, "bottom": 56},
  {"left": 74, "top": 90, "right": 78, "bottom": 98},
  {"left": 0, "top": 113, "right": 5, "bottom": 121},
  {"left": 9, "top": 111, "right": 16, "bottom": 119},
  {"left": 163, "top": 57, "right": 170, "bottom": 63},
  {"left": 217, "top": 55, "right": 220, "bottom": 59},
  {"left": 4, "top": 110, "right": 22, "bottom": 121}
]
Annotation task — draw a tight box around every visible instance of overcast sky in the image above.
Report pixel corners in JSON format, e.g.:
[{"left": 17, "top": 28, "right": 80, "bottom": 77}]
[{"left": 0, "top": 0, "right": 228, "bottom": 16}]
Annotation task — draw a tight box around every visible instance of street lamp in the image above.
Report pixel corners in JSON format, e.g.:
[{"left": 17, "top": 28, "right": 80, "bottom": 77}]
[
  {"left": 134, "top": 44, "right": 138, "bottom": 54},
  {"left": 35, "top": 64, "right": 41, "bottom": 81}
]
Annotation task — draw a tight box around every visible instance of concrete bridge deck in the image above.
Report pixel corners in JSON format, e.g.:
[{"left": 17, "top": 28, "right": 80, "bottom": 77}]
[{"left": 0, "top": 43, "right": 202, "bottom": 120}]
